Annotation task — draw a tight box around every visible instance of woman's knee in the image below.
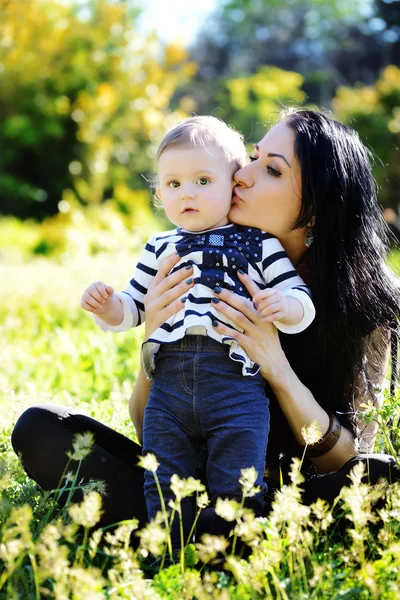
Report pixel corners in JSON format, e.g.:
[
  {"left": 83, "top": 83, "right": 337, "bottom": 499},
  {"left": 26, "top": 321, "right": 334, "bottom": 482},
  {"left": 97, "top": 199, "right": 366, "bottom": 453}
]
[
  {"left": 348, "top": 453, "right": 400, "bottom": 485},
  {"left": 11, "top": 404, "right": 73, "bottom": 460},
  {"left": 12, "top": 406, "right": 49, "bottom": 456},
  {"left": 11, "top": 404, "right": 79, "bottom": 488}
]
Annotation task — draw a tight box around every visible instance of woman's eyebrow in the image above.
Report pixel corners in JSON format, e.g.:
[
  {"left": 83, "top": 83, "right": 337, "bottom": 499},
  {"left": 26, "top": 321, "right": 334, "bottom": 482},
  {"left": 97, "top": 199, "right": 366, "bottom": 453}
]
[{"left": 254, "top": 144, "right": 291, "bottom": 168}]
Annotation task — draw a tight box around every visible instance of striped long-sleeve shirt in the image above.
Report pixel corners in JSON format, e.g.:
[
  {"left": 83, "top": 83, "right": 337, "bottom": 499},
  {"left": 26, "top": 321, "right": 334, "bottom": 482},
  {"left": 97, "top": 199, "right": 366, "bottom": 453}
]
[{"left": 95, "top": 223, "right": 315, "bottom": 377}]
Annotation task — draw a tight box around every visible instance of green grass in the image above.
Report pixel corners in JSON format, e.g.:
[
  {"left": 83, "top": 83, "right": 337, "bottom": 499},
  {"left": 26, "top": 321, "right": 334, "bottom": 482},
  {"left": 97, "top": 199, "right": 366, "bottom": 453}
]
[{"left": 1, "top": 243, "right": 400, "bottom": 598}]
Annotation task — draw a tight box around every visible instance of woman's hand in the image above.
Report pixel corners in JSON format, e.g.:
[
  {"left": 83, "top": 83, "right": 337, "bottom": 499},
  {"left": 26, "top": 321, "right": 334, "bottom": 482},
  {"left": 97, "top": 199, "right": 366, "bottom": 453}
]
[
  {"left": 144, "top": 254, "right": 194, "bottom": 338},
  {"left": 211, "top": 272, "right": 290, "bottom": 389},
  {"left": 212, "top": 272, "right": 358, "bottom": 471}
]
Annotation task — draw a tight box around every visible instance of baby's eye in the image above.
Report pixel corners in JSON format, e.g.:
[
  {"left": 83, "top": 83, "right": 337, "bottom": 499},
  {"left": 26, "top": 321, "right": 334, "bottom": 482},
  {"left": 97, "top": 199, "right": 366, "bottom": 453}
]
[
  {"left": 249, "top": 155, "right": 258, "bottom": 162},
  {"left": 168, "top": 180, "right": 180, "bottom": 188},
  {"left": 196, "top": 177, "right": 210, "bottom": 186}
]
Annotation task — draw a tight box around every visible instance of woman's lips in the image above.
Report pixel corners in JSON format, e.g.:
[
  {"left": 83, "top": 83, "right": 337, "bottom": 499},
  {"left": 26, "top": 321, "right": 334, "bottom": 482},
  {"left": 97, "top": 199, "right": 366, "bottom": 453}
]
[{"left": 231, "top": 190, "right": 244, "bottom": 203}]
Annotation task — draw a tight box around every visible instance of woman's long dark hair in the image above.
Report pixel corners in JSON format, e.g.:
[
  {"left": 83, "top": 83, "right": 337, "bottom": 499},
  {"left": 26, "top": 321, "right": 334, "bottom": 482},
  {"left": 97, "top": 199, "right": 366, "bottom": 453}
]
[{"left": 283, "top": 109, "right": 399, "bottom": 434}]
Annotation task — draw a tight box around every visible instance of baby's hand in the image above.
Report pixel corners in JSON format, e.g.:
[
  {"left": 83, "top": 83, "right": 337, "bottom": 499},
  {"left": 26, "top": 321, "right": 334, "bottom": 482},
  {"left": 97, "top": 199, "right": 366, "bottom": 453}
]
[
  {"left": 81, "top": 281, "right": 115, "bottom": 315},
  {"left": 252, "top": 288, "right": 288, "bottom": 322}
]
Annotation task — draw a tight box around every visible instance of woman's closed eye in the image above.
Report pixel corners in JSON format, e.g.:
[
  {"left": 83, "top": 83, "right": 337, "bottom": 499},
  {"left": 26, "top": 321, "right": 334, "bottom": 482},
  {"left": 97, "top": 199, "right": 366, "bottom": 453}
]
[
  {"left": 266, "top": 165, "right": 281, "bottom": 177},
  {"left": 249, "top": 156, "right": 281, "bottom": 178}
]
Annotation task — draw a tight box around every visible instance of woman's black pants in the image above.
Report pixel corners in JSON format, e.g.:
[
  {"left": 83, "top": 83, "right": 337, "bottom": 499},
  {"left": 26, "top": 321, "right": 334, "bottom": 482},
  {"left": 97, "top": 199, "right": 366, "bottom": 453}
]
[{"left": 11, "top": 404, "right": 400, "bottom": 535}]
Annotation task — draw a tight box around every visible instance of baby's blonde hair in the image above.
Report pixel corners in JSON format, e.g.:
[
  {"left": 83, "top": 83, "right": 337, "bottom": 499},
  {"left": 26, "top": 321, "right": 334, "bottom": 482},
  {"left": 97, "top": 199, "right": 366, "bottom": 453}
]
[{"left": 157, "top": 115, "right": 247, "bottom": 171}]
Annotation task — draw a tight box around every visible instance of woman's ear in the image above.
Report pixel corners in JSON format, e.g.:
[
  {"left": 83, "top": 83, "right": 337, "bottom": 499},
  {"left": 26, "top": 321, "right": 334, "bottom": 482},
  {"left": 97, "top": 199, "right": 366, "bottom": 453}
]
[
  {"left": 308, "top": 216, "right": 316, "bottom": 227},
  {"left": 156, "top": 187, "right": 162, "bottom": 200}
]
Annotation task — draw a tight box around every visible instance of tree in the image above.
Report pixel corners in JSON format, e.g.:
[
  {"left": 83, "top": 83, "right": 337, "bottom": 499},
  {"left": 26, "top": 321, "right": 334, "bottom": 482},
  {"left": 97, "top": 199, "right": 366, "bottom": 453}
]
[
  {"left": 213, "top": 66, "right": 306, "bottom": 142},
  {"left": 333, "top": 65, "right": 400, "bottom": 209},
  {"left": 0, "top": 0, "right": 195, "bottom": 219},
  {"left": 188, "top": 0, "right": 400, "bottom": 107}
]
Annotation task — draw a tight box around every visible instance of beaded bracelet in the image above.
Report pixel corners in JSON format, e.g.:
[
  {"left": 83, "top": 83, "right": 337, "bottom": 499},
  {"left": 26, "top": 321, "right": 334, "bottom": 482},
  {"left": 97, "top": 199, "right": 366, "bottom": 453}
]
[{"left": 305, "top": 414, "right": 342, "bottom": 458}]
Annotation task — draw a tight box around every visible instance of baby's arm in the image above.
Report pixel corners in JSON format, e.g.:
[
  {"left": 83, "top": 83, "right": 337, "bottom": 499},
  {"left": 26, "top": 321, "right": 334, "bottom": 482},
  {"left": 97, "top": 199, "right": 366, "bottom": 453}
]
[
  {"left": 258, "top": 234, "right": 315, "bottom": 333},
  {"left": 81, "top": 236, "right": 161, "bottom": 332},
  {"left": 252, "top": 288, "right": 304, "bottom": 326},
  {"left": 81, "top": 281, "right": 124, "bottom": 326}
]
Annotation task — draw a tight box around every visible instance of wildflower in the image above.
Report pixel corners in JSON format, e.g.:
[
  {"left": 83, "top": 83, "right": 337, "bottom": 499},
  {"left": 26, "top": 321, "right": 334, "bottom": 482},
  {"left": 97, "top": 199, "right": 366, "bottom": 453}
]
[
  {"left": 224, "top": 555, "right": 250, "bottom": 586},
  {"left": 104, "top": 520, "right": 138, "bottom": 550},
  {"left": 197, "top": 491, "right": 210, "bottom": 510},
  {"left": 84, "top": 478, "right": 107, "bottom": 496},
  {"left": 68, "top": 491, "right": 103, "bottom": 528},
  {"left": 36, "top": 523, "right": 70, "bottom": 581},
  {"left": 301, "top": 419, "right": 323, "bottom": 446},
  {"left": 0, "top": 539, "right": 25, "bottom": 567},
  {"left": 88, "top": 529, "right": 103, "bottom": 559},
  {"left": 239, "top": 467, "right": 261, "bottom": 498},
  {"left": 170, "top": 474, "right": 206, "bottom": 500},
  {"left": 64, "top": 471, "right": 75, "bottom": 484},
  {"left": 0, "top": 504, "right": 33, "bottom": 569},
  {"left": 67, "top": 431, "right": 94, "bottom": 461},
  {"left": 268, "top": 469, "right": 312, "bottom": 552},
  {"left": 67, "top": 565, "right": 106, "bottom": 600},
  {"left": 309, "top": 564, "right": 327, "bottom": 588},
  {"left": 215, "top": 497, "right": 244, "bottom": 522},
  {"left": 289, "top": 457, "right": 305, "bottom": 487},
  {"left": 136, "top": 521, "right": 168, "bottom": 557},
  {"left": 137, "top": 452, "right": 159, "bottom": 473},
  {"left": 310, "top": 498, "right": 334, "bottom": 531},
  {"left": 233, "top": 511, "right": 263, "bottom": 546},
  {"left": 168, "top": 498, "right": 181, "bottom": 514},
  {"left": 340, "top": 461, "right": 377, "bottom": 528},
  {"left": 196, "top": 534, "right": 228, "bottom": 563}
]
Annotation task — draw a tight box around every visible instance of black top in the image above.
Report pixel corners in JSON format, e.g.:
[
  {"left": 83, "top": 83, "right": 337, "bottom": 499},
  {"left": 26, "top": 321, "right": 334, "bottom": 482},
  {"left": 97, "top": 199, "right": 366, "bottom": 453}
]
[
  {"left": 264, "top": 320, "right": 329, "bottom": 484},
  {"left": 264, "top": 250, "right": 395, "bottom": 486}
]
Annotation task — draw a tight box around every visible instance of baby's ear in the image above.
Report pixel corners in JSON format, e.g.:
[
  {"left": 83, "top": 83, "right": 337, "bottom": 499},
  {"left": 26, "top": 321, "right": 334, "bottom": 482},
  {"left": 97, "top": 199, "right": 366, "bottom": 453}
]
[{"left": 156, "top": 187, "right": 162, "bottom": 200}]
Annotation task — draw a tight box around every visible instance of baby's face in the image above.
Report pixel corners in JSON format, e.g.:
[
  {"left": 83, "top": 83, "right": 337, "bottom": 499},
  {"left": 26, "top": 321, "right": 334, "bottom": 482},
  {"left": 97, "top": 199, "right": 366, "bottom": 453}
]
[{"left": 157, "top": 143, "right": 235, "bottom": 231}]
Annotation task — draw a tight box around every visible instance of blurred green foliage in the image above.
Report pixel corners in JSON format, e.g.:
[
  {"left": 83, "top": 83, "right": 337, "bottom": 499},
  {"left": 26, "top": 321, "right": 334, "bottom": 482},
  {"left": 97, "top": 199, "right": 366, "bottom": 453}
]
[
  {"left": 0, "top": 0, "right": 399, "bottom": 225},
  {"left": 0, "top": 0, "right": 194, "bottom": 219},
  {"left": 333, "top": 65, "right": 400, "bottom": 210},
  {"left": 215, "top": 66, "right": 307, "bottom": 143}
]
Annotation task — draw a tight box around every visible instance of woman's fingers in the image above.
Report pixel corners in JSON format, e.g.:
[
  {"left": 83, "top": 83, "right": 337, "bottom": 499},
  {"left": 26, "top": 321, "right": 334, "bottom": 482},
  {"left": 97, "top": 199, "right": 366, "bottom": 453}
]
[
  {"left": 211, "top": 319, "right": 245, "bottom": 343},
  {"left": 144, "top": 255, "right": 195, "bottom": 337},
  {"left": 148, "top": 260, "right": 193, "bottom": 301},
  {"left": 213, "top": 287, "right": 258, "bottom": 326},
  {"left": 153, "top": 277, "right": 194, "bottom": 310},
  {"left": 148, "top": 253, "right": 181, "bottom": 291}
]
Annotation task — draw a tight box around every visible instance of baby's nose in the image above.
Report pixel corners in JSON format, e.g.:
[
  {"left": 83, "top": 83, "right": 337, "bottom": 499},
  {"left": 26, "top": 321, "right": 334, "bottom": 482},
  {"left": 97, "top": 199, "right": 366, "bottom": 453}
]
[{"left": 180, "top": 184, "right": 196, "bottom": 199}]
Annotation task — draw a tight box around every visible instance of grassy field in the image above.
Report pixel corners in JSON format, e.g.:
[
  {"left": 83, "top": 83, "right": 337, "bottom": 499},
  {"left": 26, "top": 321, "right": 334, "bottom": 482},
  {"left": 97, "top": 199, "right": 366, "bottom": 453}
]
[{"left": 2, "top": 247, "right": 400, "bottom": 598}]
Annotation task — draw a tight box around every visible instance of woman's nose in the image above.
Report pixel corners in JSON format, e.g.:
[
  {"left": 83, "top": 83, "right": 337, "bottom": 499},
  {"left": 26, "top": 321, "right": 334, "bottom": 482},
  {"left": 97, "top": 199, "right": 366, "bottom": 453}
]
[{"left": 234, "top": 164, "right": 253, "bottom": 187}]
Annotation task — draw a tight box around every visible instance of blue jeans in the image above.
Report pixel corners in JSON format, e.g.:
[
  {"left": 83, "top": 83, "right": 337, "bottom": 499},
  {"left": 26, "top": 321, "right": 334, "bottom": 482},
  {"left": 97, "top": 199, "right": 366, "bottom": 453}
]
[{"left": 142, "top": 335, "right": 270, "bottom": 549}]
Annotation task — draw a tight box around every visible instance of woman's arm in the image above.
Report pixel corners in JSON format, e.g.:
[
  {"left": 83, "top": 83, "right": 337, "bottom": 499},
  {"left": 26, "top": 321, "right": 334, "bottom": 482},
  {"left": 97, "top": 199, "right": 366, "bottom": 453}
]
[
  {"left": 212, "top": 272, "right": 358, "bottom": 473},
  {"left": 352, "top": 325, "right": 391, "bottom": 453},
  {"left": 129, "top": 367, "right": 151, "bottom": 445},
  {"left": 128, "top": 253, "right": 195, "bottom": 441}
]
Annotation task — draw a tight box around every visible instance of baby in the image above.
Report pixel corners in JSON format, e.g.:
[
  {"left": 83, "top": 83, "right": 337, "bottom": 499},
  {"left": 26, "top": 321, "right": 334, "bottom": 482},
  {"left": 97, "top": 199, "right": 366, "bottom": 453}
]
[{"left": 81, "top": 116, "right": 315, "bottom": 548}]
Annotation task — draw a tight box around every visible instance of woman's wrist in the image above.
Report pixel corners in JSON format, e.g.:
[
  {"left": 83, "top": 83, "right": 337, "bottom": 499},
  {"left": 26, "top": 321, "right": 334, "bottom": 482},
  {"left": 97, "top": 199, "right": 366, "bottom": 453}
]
[{"left": 259, "top": 349, "right": 294, "bottom": 393}]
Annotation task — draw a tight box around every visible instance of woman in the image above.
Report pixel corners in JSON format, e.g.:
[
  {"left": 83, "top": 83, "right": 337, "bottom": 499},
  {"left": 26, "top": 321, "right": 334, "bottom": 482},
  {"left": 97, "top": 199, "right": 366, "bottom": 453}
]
[{"left": 11, "top": 109, "right": 400, "bottom": 533}]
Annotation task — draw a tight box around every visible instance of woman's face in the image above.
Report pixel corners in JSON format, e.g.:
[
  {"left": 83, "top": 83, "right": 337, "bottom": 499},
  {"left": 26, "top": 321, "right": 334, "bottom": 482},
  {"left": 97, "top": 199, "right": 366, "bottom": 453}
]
[{"left": 229, "top": 122, "right": 303, "bottom": 246}]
